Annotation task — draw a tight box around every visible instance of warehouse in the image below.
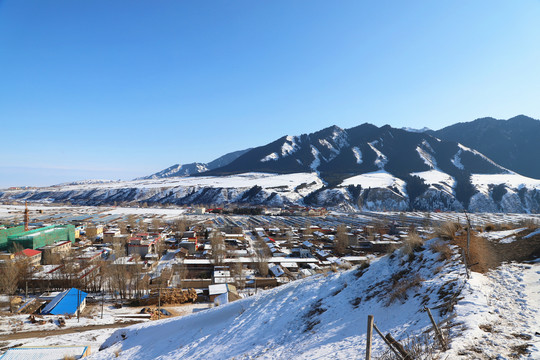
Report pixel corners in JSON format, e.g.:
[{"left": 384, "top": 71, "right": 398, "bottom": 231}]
[
  {"left": 5, "top": 225, "right": 75, "bottom": 251},
  {"left": 41, "top": 287, "right": 87, "bottom": 316}
]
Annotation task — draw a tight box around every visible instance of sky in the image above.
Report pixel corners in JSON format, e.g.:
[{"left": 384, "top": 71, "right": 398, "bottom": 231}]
[{"left": 1, "top": 0, "right": 540, "bottom": 187}]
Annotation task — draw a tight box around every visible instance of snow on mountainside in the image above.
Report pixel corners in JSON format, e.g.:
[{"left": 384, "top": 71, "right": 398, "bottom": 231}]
[
  {"left": 0, "top": 173, "right": 324, "bottom": 207},
  {"left": 88, "top": 239, "right": 540, "bottom": 359},
  {"left": 4, "top": 121, "right": 540, "bottom": 213},
  {"left": 138, "top": 163, "right": 210, "bottom": 180},
  {"left": 205, "top": 123, "right": 511, "bottom": 188},
  {"left": 139, "top": 148, "right": 251, "bottom": 180}
]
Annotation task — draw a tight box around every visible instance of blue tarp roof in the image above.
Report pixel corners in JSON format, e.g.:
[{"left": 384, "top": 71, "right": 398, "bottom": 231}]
[{"left": 41, "top": 288, "right": 87, "bottom": 315}]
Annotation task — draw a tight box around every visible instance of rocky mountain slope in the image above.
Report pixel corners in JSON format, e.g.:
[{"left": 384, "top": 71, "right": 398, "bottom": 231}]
[{"left": 428, "top": 115, "right": 540, "bottom": 179}]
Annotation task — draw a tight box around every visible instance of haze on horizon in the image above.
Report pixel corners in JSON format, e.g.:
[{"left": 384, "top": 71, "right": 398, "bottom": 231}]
[{"left": 1, "top": 0, "right": 540, "bottom": 188}]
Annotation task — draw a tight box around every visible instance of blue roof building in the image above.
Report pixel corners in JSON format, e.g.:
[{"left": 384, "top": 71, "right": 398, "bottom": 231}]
[{"left": 41, "top": 288, "right": 87, "bottom": 315}]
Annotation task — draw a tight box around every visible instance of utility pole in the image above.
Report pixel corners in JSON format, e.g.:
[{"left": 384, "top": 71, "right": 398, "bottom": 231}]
[
  {"left": 77, "top": 289, "right": 80, "bottom": 323},
  {"left": 463, "top": 210, "right": 472, "bottom": 261},
  {"left": 101, "top": 291, "right": 104, "bottom": 319}
]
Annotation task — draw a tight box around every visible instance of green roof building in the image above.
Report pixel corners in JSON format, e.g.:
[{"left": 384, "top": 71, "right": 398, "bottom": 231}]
[
  {"left": 2, "top": 225, "right": 75, "bottom": 251},
  {"left": 0, "top": 225, "right": 25, "bottom": 251}
]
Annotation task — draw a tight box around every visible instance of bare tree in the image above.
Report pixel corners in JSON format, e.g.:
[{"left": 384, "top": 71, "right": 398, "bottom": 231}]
[
  {"left": 0, "top": 260, "right": 20, "bottom": 300},
  {"left": 210, "top": 231, "right": 226, "bottom": 266},
  {"left": 253, "top": 237, "right": 270, "bottom": 277},
  {"left": 334, "top": 225, "right": 349, "bottom": 256}
]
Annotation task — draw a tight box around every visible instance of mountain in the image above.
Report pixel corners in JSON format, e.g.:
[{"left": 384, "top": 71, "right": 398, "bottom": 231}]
[
  {"left": 3, "top": 120, "right": 540, "bottom": 212},
  {"left": 428, "top": 115, "right": 540, "bottom": 179},
  {"left": 204, "top": 123, "right": 509, "bottom": 186},
  {"left": 139, "top": 148, "right": 251, "bottom": 179}
]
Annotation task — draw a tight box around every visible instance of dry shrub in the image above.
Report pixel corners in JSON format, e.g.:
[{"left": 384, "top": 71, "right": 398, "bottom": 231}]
[
  {"left": 63, "top": 356, "right": 76, "bottom": 360},
  {"left": 386, "top": 273, "right": 424, "bottom": 306},
  {"left": 402, "top": 231, "right": 424, "bottom": 255},
  {"left": 374, "top": 333, "right": 445, "bottom": 360},
  {"left": 429, "top": 240, "right": 453, "bottom": 261},
  {"left": 435, "top": 221, "right": 461, "bottom": 241}
]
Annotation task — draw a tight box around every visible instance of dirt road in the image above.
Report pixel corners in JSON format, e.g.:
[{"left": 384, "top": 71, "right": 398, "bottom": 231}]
[{"left": 1, "top": 320, "right": 143, "bottom": 341}]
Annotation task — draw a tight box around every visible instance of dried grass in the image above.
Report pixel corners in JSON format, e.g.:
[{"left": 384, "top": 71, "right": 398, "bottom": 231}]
[
  {"left": 402, "top": 231, "right": 424, "bottom": 255},
  {"left": 434, "top": 221, "right": 461, "bottom": 241}
]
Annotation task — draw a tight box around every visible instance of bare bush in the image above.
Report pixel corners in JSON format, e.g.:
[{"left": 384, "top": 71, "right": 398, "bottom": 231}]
[
  {"left": 402, "top": 231, "right": 424, "bottom": 255},
  {"left": 374, "top": 333, "right": 445, "bottom": 360},
  {"left": 434, "top": 221, "right": 461, "bottom": 241}
]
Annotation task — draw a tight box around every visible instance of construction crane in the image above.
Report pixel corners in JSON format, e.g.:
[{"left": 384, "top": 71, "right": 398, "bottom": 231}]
[{"left": 24, "top": 201, "right": 29, "bottom": 232}]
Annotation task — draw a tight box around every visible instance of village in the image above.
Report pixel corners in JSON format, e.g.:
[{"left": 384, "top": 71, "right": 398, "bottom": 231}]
[
  {"left": 0, "top": 203, "right": 412, "bottom": 357},
  {"left": 0, "top": 203, "right": 539, "bottom": 358}
]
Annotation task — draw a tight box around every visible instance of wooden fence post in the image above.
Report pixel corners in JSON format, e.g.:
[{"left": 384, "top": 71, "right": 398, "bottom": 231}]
[
  {"left": 425, "top": 307, "right": 447, "bottom": 350},
  {"left": 366, "top": 315, "right": 374, "bottom": 360},
  {"left": 372, "top": 323, "right": 404, "bottom": 360},
  {"left": 385, "top": 333, "right": 412, "bottom": 360}
]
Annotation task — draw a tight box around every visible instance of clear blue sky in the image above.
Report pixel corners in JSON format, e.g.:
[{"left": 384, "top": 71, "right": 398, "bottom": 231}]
[{"left": 1, "top": 0, "right": 539, "bottom": 187}]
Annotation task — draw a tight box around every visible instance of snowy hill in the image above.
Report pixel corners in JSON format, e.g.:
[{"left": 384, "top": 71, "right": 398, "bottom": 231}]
[
  {"left": 88, "top": 238, "right": 540, "bottom": 359},
  {"left": 2, "top": 169, "right": 540, "bottom": 212}
]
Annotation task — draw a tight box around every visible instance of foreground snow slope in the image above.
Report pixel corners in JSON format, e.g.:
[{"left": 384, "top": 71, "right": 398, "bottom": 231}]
[
  {"left": 90, "top": 240, "right": 468, "bottom": 360},
  {"left": 449, "top": 261, "right": 540, "bottom": 359}
]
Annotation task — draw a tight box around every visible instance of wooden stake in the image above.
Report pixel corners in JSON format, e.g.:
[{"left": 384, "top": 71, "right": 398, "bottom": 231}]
[
  {"left": 373, "top": 323, "right": 404, "bottom": 360},
  {"left": 366, "top": 315, "right": 374, "bottom": 360},
  {"left": 425, "top": 307, "right": 447, "bottom": 350},
  {"left": 462, "top": 248, "right": 470, "bottom": 279},
  {"left": 385, "top": 333, "right": 412, "bottom": 360}
]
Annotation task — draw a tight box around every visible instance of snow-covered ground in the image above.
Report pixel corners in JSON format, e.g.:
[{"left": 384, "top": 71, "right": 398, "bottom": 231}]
[
  {"left": 472, "top": 173, "right": 540, "bottom": 190},
  {"left": 449, "top": 261, "right": 540, "bottom": 358},
  {"left": 340, "top": 170, "right": 405, "bottom": 190},
  {"left": 0, "top": 302, "right": 213, "bottom": 356},
  {"left": 80, "top": 239, "right": 540, "bottom": 360},
  {"left": 28, "top": 172, "right": 324, "bottom": 192},
  {"left": 478, "top": 227, "right": 529, "bottom": 244},
  {"left": 88, "top": 240, "right": 466, "bottom": 359}
]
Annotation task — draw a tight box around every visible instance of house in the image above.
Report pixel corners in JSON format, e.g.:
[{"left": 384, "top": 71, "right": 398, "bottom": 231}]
[
  {"left": 0, "top": 346, "right": 90, "bottom": 359},
  {"left": 269, "top": 264, "right": 285, "bottom": 277},
  {"left": 208, "top": 283, "right": 240, "bottom": 305},
  {"left": 41, "top": 288, "right": 87, "bottom": 316},
  {"left": 39, "top": 241, "right": 72, "bottom": 265},
  {"left": 15, "top": 249, "right": 42, "bottom": 266},
  {"left": 103, "top": 229, "right": 121, "bottom": 243}
]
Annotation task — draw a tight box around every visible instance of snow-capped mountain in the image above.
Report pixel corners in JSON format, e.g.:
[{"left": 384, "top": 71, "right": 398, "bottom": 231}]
[
  {"left": 138, "top": 163, "right": 210, "bottom": 180},
  {"left": 2, "top": 120, "right": 540, "bottom": 212},
  {"left": 138, "top": 148, "right": 251, "bottom": 180},
  {"left": 204, "top": 123, "right": 510, "bottom": 186}
]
